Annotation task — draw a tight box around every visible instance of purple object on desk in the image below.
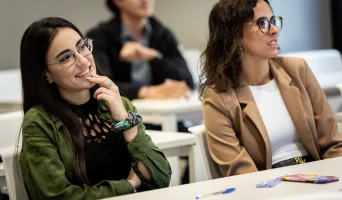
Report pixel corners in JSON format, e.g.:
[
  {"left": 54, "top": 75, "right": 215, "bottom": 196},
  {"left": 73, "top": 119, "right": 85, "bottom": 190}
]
[
  {"left": 283, "top": 174, "right": 339, "bottom": 184},
  {"left": 256, "top": 176, "right": 283, "bottom": 188}
]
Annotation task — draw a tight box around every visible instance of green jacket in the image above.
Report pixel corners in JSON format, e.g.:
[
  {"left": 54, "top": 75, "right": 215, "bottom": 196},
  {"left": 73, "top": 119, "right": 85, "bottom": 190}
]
[{"left": 20, "top": 97, "right": 171, "bottom": 200}]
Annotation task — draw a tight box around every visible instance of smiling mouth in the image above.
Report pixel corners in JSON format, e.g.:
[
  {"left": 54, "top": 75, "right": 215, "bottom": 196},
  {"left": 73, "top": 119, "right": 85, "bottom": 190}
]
[
  {"left": 268, "top": 40, "right": 277, "bottom": 46},
  {"left": 75, "top": 66, "right": 91, "bottom": 78}
]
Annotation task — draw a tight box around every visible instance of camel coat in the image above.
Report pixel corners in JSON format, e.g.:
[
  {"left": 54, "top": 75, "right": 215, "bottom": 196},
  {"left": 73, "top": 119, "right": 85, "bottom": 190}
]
[{"left": 203, "top": 57, "right": 342, "bottom": 177}]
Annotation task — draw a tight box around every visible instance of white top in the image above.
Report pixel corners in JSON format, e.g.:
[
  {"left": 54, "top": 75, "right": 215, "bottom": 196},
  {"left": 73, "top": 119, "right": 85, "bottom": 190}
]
[{"left": 249, "top": 79, "right": 308, "bottom": 164}]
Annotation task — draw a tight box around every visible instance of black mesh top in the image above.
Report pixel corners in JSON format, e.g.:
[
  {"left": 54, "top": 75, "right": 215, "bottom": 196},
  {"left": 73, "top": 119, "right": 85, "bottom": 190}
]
[{"left": 69, "top": 97, "right": 132, "bottom": 185}]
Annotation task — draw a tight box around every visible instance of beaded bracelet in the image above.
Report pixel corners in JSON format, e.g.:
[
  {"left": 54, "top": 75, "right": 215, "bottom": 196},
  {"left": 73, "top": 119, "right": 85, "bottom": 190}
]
[{"left": 110, "top": 111, "right": 142, "bottom": 133}]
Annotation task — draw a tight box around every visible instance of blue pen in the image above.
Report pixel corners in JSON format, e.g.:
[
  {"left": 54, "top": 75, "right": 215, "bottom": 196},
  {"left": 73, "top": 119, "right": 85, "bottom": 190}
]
[{"left": 195, "top": 188, "right": 235, "bottom": 199}]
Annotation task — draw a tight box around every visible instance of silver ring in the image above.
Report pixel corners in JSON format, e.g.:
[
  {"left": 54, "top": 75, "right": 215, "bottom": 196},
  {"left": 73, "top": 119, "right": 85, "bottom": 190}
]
[{"left": 106, "top": 81, "right": 113, "bottom": 89}]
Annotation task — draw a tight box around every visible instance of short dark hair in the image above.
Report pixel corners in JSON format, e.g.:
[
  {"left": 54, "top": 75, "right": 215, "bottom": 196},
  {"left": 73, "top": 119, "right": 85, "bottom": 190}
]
[{"left": 106, "top": 0, "right": 119, "bottom": 14}]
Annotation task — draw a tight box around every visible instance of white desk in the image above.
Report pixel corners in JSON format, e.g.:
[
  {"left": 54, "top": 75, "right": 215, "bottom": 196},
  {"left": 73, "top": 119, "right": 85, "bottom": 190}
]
[
  {"left": 0, "top": 103, "right": 22, "bottom": 114},
  {"left": 0, "top": 163, "right": 4, "bottom": 177},
  {"left": 0, "top": 162, "right": 5, "bottom": 189},
  {"left": 145, "top": 130, "right": 195, "bottom": 158},
  {"left": 145, "top": 130, "right": 196, "bottom": 185},
  {"left": 132, "top": 96, "right": 203, "bottom": 185},
  {"left": 0, "top": 130, "right": 196, "bottom": 188},
  {"left": 132, "top": 95, "right": 202, "bottom": 132},
  {"left": 104, "top": 157, "right": 342, "bottom": 200},
  {"left": 272, "top": 191, "right": 342, "bottom": 200}
]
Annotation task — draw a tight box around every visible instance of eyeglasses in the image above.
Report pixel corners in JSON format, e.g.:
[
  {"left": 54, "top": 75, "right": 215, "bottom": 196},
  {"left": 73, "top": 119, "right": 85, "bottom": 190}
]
[
  {"left": 48, "top": 38, "right": 93, "bottom": 69},
  {"left": 254, "top": 16, "right": 283, "bottom": 33}
]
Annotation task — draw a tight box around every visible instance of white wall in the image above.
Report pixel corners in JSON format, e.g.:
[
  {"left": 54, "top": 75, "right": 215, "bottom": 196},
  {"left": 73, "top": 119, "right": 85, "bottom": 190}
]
[
  {"left": 155, "top": 0, "right": 333, "bottom": 53},
  {"left": 269, "top": 0, "right": 333, "bottom": 53},
  {"left": 0, "top": 0, "right": 15, "bottom": 69},
  {"left": 3, "top": 0, "right": 112, "bottom": 70},
  {"left": 154, "top": 0, "right": 215, "bottom": 50},
  {"left": 0, "top": 0, "right": 333, "bottom": 70}
]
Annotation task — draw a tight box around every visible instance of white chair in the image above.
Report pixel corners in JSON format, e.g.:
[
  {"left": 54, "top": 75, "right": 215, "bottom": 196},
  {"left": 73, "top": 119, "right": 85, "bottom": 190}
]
[
  {"left": 0, "top": 111, "right": 23, "bottom": 149},
  {"left": 188, "top": 124, "right": 220, "bottom": 180},
  {"left": 282, "top": 49, "right": 342, "bottom": 89},
  {"left": 0, "top": 147, "right": 29, "bottom": 200},
  {"left": 183, "top": 49, "right": 201, "bottom": 85},
  {"left": 0, "top": 69, "right": 22, "bottom": 104},
  {"left": 0, "top": 111, "right": 23, "bottom": 196},
  {"left": 282, "top": 49, "right": 342, "bottom": 112},
  {"left": 335, "top": 112, "right": 342, "bottom": 134}
]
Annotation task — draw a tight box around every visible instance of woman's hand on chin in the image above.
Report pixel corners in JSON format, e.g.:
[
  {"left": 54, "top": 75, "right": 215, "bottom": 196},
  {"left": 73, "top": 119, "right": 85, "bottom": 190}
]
[{"left": 86, "top": 74, "right": 128, "bottom": 121}]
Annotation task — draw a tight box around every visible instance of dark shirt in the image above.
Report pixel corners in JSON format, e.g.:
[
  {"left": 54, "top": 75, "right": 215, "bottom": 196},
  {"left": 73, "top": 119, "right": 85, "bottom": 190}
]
[
  {"left": 20, "top": 96, "right": 172, "bottom": 199},
  {"left": 69, "top": 97, "right": 131, "bottom": 185},
  {"left": 86, "top": 16, "right": 194, "bottom": 100},
  {"left": 121, "top": 20, "right": 152, "bottom": 86}
]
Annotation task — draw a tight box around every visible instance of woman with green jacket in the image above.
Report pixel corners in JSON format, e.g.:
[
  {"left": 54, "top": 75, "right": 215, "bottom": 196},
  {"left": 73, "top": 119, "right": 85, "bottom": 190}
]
[{"left": 19, "top": 17, "right": 171, "bottom": 200}]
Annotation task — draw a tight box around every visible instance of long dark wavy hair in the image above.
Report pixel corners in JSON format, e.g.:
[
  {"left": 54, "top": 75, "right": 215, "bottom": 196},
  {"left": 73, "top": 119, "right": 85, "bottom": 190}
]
[
  {"left": 199, "top": 0, "right": 271, "bottom": 98},
  {"left": 20, "top": 17, "right": 103, "bottom": 185}
]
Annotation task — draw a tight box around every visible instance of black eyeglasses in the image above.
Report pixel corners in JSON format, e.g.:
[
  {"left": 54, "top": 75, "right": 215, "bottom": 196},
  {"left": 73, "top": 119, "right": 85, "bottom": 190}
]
[
  {"left": 48, "top": 38, "right": 93, "bottom": 69},
  {"left": 255, "top": 16, "right": 283, "bottom": 33}
]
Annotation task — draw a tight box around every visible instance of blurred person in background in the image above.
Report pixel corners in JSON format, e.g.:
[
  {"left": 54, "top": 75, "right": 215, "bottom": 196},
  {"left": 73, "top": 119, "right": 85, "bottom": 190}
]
[
  {"left": 87, "top": 0, "right": 195, "bottom": 184},
  {"left": 86, "top": 0, "right": 194, "bottom": 101}
]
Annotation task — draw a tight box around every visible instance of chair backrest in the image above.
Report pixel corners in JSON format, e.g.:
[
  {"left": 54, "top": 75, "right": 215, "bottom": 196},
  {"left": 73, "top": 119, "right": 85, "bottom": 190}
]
[
  {"left": 282, "top": 49, "right": 342, "bottom": 89},
  {"left": 335, "top": 112, "right": 342, "bottom": 134},
  {"left": 282, "top": 49, "right": 342, "bottom": 112},
  {"left": 0, "top": 146, "right": 29, "bottom": 200},
  {"left": 0, "top": 69, "right": 22, "bottom": 104},
  {"left": 183, "top": 49, "right": 201, "bottom": 85},
  {"left": 0, "top": 111, "right": 23, "bottom": 148},
  {"left": 188, "top": 124, "right": 220, "bottom": 180}
]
